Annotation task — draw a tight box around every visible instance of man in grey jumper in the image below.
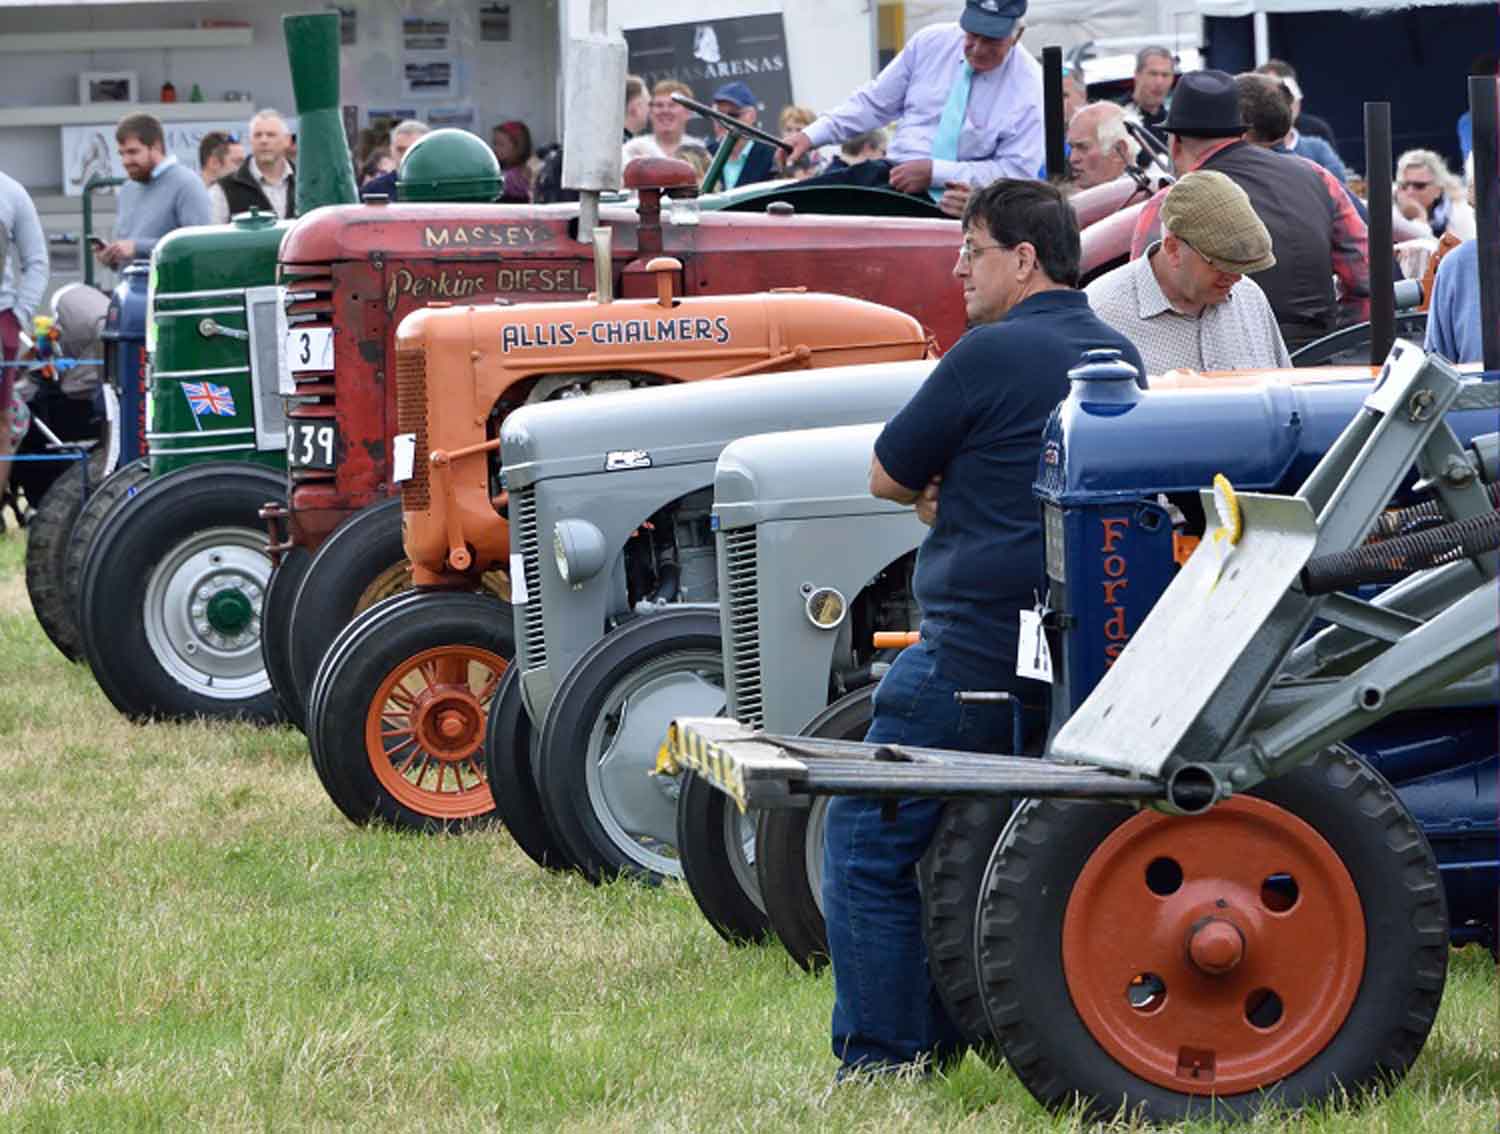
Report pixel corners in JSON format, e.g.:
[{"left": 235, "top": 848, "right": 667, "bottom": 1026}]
[
  {"left": 0, "top": 169, "right": 49, "bottom": 494},
  {"left": 96, "top": 113, "right": 213, "bottom": 271}
]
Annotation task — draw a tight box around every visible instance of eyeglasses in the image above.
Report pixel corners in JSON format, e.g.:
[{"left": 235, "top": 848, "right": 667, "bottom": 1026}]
[
  {"left": 1397, "top": 179, "right": 1433, "bottom": 191},
  {"left": 957, "top": 240, "right": 1006, "bottom": 265}
]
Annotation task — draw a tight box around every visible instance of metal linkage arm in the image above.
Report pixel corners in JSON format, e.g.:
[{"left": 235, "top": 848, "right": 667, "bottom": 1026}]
[
  {"left": 660, "top": 718, "right": 1163, "bottom": 813},
  {"left": 1232, "top": 578, "right": 1499, "bottom": 785}
]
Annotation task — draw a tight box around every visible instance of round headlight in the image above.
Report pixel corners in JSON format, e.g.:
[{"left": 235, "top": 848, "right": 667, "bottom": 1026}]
[
  {"left": 552, "top": 518, "right": 608, "bottom": 585},
  {"left": 553, "top": 527, "right": 572, "bottom": 584},
  {"left": 804, "top": 586, "right": 847, "bottom": 630}
]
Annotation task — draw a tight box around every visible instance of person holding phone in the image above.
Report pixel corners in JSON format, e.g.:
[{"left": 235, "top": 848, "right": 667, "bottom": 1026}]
[{"left": 97, "top": 113, "right": 213, "bottom": 271}]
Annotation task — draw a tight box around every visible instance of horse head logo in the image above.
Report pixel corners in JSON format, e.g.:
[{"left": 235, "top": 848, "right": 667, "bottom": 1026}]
[{"left": 693, "top": 24, "right": 721, "bottom": 64}]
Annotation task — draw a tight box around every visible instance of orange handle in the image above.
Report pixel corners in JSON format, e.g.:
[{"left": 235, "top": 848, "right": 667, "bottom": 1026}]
[{"left": 873, "top": 631, "right": 920, "bottom": 650}]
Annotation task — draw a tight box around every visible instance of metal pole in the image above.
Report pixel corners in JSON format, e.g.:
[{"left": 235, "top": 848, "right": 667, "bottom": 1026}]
[
  {"left": 1043, "top": 45, "right": 1065, "bottom": 181},
  {"left": 1471, "top": 74, "right": 1500, "bottom": 372},
  {"left": 1364, "top": 102, "right": 1394, "bottom": 365},
  {"left": 81, "top": 175, "right": 124, "bottom": 290}
]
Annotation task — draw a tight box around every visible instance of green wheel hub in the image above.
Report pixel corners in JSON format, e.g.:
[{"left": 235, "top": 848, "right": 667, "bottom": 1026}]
[{"left": 206, "top": 588, "right": 254, "bottom": 635}]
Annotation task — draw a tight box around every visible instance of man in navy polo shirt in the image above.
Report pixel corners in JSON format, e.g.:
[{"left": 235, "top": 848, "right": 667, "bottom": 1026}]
[{"left": 823, "top": 178, "right": 1145, "bottom": 1080}]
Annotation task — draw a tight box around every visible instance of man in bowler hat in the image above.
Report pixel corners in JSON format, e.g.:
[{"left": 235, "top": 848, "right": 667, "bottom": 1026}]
[
  {"left": 1129, "top": 69, "right": 1368, "bottom": 350},
  {"left": 783, "top": 0, "right": 1043, "bottom": 199}
]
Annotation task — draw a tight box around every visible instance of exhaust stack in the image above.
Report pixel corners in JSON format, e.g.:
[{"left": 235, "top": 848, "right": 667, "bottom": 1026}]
[
  {"left": 563, "top": 0, "right": 627, "bottom": 234},
  {"left": 283, "top": 12, "right": 360, "bottom": 213}
]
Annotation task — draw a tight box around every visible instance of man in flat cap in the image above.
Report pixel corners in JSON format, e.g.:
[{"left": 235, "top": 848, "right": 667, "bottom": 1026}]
[
  {"left": 782, "top": 0, "right": 1042, "bottom": 199},
  {"left": 1087, "top": 171, "right": 1290, "bottom": 374},
  {"left": 1129, "top": 69, "right": 1368, "bottom": 351}
]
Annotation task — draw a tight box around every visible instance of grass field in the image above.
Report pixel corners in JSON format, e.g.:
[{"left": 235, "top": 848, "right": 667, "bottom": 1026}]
[{"left": 0, "top": 527, "right": 1494, "bottom": 1132}]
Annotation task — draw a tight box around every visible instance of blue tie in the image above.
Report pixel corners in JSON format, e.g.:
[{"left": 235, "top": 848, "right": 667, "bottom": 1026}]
[{"left": 928, "top": 62, "right": 973, "bottom": 201}]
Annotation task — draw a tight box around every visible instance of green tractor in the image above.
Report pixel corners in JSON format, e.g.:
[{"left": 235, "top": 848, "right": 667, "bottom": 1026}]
[{"left": 68, "top": 11, "right": 356, "bottom": 722}]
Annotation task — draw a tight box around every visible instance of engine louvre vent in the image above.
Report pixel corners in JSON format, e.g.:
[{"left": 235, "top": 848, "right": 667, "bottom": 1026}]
[
  {"left": 395, "top": 346, "right": 428, "bottom": 509},
  {"left": 721, "top": 526, "right": 762, "bottom": 728},
  {"left": 513, "top": 486, "right": 547, "bottom": 671}
]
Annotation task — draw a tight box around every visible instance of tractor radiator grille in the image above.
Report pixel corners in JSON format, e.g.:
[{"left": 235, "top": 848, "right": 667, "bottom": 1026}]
[
  {"left": 280, "top": 263, "right": 336, "bottom": 485},
  {"left": 395, "top": 346, "right": 428, "bottom": 509},
  {"left": 721, "top": 526, "right": 763, "bottom": 728},
  {"left": 513, "top": 487, "right": 547, "bottom": 671}
]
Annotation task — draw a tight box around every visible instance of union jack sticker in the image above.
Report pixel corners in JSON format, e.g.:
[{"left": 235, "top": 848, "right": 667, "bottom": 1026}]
[{"left": 181, "top": 381, "right": 236, "bottom": 418}]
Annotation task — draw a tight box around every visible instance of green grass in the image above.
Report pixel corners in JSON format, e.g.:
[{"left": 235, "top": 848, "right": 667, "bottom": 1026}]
[{"left": 0, "top": 527, "right": 1494, "bottom": 1131}]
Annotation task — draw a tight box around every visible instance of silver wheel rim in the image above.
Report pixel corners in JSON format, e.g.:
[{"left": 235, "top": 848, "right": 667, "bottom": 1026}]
[
  {"left": 584, "top": 648, "right": 724, "bottom": 878},
  {"left": 806, "top": 796, "right": 829, "bottom": 917},
  {"left": 721, "top": 802, "right": 764, "bottom": 914},
  {"left": 141, "top": 526, "right": 272, "bottom": 700}
]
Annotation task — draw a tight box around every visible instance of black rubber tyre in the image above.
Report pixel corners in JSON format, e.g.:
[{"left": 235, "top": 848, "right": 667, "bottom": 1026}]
[
  {"left": 308, "top": 590, "right": 513, "bottom": 833},
  {"left": 754, "top": 686, "right": 874, "bottom": 972},
  {"left": 484, "top": 664, "right": 577, "bottom": 871},
  {"left": 536, "top": 609, "right": 724, "bottom": 884},
  {"left": 676, "top": 769, "right": 767, "bottom": 944},
  {"left": 62, "top": 458, "right": 150, "bottom": 618},
  {"left": 977, "top": 748, "right": 1449, "bottom": 1123},
  {"left": 286, "top": 497, "right": 406, "bottom": 704},
  {"left": 78, "top": 461, "right": 287, "bottom": 723},
  {"left": 260, "top": 546, "right": 313, "bottom": 730},
  {"left": 24, "top": 447, "right": 108, "bottom": 661},
  {"left": 919, "top": 798, "right": 1011, "bottom": 1059}
]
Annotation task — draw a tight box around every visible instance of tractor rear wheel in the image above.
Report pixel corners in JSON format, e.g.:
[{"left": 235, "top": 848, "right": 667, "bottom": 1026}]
[
  {"left": 24, "top": 447, "right": 109, "bottom": 661},
  {"left": 752, "top": 686, "right": 873, "bottom": 972},
  {"left": 676, "top": 769, "right": 766, "bottom": 944},
  {"left": 61, "top": 458, "right": 150, "bottom": 618},
  {"left": 260, "top": 546, "right": 312, "bottom": 727},
  {"left": 484, "top": 664, "right": 577, "bottom": 871},
  {"left": 536, "top": 609, "right": 724, "bottom": 884},
  {"left": 284, "top": 497, "right": 405, "bottom": 725},
  {"left": 919, "top": 798, "right": 1012, "bottom": 1060},
  {"left": 308, "top": 590, "right": 512, "bottom": 832},
  {"left": 78, "top": 461, "right": 286, "bottom": 722},
  {"left": 977, "top": 747, "right": 1448, "bottom": 1123}
]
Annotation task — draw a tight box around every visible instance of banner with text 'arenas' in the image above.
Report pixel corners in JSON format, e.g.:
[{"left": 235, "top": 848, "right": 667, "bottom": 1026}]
[{"left": 624, "top": 14, "right": 793, "bottom": 146}]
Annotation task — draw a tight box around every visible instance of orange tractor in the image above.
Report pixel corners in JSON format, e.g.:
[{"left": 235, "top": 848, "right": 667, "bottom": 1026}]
[{"left": 303, "top": 264, "right": 933, "bottom": 829}]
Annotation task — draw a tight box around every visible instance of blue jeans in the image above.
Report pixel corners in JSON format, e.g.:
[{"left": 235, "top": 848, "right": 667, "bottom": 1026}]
[{"left": 822, "top": 639, "right": 1020, "bottom": 1072}]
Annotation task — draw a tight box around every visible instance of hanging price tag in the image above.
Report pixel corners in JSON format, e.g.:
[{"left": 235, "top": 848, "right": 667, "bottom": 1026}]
[{"left": 1016, "top": 608, "right": 1053, "bottom": 684}]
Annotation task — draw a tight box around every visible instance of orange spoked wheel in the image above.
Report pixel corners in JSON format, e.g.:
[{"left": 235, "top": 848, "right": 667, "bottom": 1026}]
[
  {"left": 974, "top": 748, "right": 1449, "bottom": 1124},
  {"left": 364, "top": 644, "right": 507, "bottom": 820},
  {"left": 307, "top": 590, "right": 515, "bottom": 832}
]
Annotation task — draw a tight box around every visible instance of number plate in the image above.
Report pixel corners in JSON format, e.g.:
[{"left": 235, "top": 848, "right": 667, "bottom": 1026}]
[
  {"left": 286, "top": 420, "right": 340, "bottom": 470},
  {"left": 286, "top": 327, "right": 334, "bottom": 374}
]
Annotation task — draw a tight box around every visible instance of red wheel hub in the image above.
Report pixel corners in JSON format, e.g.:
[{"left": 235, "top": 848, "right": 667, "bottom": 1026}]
[
  {"left": 364, "top": 644, "right": 508, "bottom": 820},
  {"left": 1061, "top": 796, "right": 1365, "bottom": 1095}
]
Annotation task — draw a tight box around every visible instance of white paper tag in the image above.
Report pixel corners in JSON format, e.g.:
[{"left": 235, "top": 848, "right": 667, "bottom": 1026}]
[
  {"left": 1016, "top": 609, "right": 1053, "bottom": 684},
  {"left": 509, "top": 553, "right": 529, "bottom": 604},
  {"left": 391, "top": 432, "right": 416, "bottom": 483},
  {"left": 286, "top": 326, "right": 334, "bottom": 373}
]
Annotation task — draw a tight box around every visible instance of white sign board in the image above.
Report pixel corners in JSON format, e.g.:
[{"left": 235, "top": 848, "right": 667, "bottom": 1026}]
[{"left": 60, "top": 117, "right": 299, "bottom": 197}]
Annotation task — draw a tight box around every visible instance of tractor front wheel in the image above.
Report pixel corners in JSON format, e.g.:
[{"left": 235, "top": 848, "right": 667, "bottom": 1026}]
[
  {"left": 24, "top": 447, "right": 110, "bottom": 661},
  {"left": 77, "top": 462, "right": 285, "bottom": 722},
  {"left": 536, "top": 610, "right": 725, "bottom": 884},
  {"left": 977, "top": 747, "right": 1448, "bottom": 1123},
  {"left": 308, "top": 590, "right": 512, "bottom": 832}
]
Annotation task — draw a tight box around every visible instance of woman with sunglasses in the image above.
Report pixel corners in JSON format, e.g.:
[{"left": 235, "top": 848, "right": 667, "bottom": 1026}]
[{"left": 1395, "top": 149, "right": 1475, "bottom": 241}]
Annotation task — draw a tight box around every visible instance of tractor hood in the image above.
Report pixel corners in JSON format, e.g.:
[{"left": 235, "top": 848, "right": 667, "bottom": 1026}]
[
  {"left": 500, "top": 359, "right": 935, "bottom": 489},
  {"left": 713, "top": 422, "right": 913, "bottom": 530}
]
